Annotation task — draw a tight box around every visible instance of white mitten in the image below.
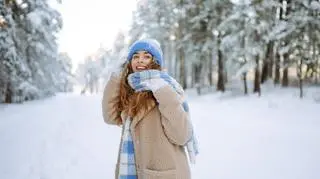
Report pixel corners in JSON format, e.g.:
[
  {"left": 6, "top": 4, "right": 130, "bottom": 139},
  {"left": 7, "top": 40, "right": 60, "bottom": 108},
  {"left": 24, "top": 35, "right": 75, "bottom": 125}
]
[
  {"left": 139, "top": 78, "right": 168, "bottom": 93},
  {"left": 127, "top": 70, "right": 170, "bottom": 92}
]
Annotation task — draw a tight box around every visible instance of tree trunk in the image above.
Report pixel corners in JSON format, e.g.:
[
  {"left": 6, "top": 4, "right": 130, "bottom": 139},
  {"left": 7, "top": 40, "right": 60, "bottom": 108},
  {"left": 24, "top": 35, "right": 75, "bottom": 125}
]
[
  {"left": 274, "top": 0, "right": 283, "bottom": 85},
  {"left": 269, "top": 49, "right": 274, "bottom": 78},
  {"left": 316, "top": 57, "right": 319, "bottom": 84},
  {"left": 4, "top": 82, "right": 12, "bottom": 103},
  {"left": 261, "top": 60, "right": 269, "bottom": 84},
  {"left": 299, "top": 75, "right": 303, "bottom": 98},
  {"left": 253, "top": 29, "right": 261, "bottom": 95},
  {"left": 274, "top": 50, "right": 281, "bottom": 84},
  {"left": 216, "top": 35, "right": 225, "bottom": 92},
  {"left": 268, "top": 5, "right": 277, "bottom": 79},
  {"left": 179, "top": 47, "right": 187, "bottom": 89},
  {"left": 282, "top": 67, "right": 289, "bottom": 87},
  {"left": 253, "top": 55, "right": 261, "bottom": 96},
  {"left": 312, "top": 30, "right": 318, "bottom": 84},
  {"left": 281, "top": 0, "right": 291, "bottom": 87},
  {"left": 175, "top": 46, "right": 179, "bottom": 80},
  {"left": 299, "top": 58, "right": 303, "bottom": 98},
  {"left": 217, "top": 49, "right": 225, "bottom": 92},
  {"left": 177, "top": 0, "right": 186, "bottom": 89},
  {"left": 191, "top": 64, "right": 195, "bottom": 88},
  {"left": 194, "top": 63, "right": 202, "bottom": 95},
  {"left": 243, "top": 72, "right": 248, "bottom": 95},
  {"left": 282, "top": 52, "right": 289, "bottom": 87},
  {"left": 261, "top": 41, "right": 274, "bottom": 83},
  {"left": 208, "top": 51, "right": 213, "bottom": 86}
]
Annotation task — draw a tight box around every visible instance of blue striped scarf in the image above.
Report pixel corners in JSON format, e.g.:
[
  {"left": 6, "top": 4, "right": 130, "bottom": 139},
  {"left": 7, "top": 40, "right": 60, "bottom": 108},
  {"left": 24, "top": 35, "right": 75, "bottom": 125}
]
[
  {"left": 118, "top": 118, "right": 137, "bottom": 179},
  {"left": 128, "top": 70, "right": 199, "bottom": 164}
]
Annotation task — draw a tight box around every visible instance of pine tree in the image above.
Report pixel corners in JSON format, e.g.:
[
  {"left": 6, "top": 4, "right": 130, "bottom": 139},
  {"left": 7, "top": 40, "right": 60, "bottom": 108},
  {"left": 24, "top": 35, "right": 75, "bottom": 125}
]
[
  {"left": 1, "top": 0, "right": 67, "bottom": 103},
  {"left": 0, "top": 1, "right": 29, "bottom": 103},
  {"left": 219, "top": 0, "right": 266, "bottom": 94}
]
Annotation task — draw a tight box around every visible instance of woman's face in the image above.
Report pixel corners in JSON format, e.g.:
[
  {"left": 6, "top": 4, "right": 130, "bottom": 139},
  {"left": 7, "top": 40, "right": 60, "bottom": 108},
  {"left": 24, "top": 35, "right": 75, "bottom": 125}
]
[{"left": 131, "top": 51, "right": 153, "bottom": 72}]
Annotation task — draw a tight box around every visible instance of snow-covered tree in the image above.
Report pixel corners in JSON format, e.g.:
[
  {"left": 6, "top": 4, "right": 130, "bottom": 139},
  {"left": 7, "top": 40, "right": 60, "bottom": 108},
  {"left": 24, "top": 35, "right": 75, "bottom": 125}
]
[
  {"left": 187, "top": 0, "right": 233, "bottom": 91},
  {"left": 127, "top": 0, "right": 320, "bottom": 97},
  {"left": 56, "top": 52, "right": 74, "bottom": 92},
  {"left": 20, "top": 0, "right": 62, "bottom": 95},
  {"left": 76, "top": 56, "right": 102, "bottom": 94},
  {"left": 0, "top": 0, "right": 68, "bottom": 103},
  {"left": 0, "top": 1, "right": 31, "bottom": 103}
]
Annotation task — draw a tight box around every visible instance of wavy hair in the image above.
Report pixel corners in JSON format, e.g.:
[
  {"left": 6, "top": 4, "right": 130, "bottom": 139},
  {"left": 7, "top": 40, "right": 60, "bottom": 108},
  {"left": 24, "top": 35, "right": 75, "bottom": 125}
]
[{"left": 117, "top": 59, "right": 161, "bottom": 121}]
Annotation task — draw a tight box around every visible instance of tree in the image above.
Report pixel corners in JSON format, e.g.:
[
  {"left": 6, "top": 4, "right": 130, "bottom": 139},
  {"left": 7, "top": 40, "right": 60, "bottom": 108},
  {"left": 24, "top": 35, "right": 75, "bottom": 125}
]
[
  {"left": 77, "top": 56, "right": 101, "bottom": 94},
  {"left": 219, "top": 0, "right": 265, "bottom": 95},
  {"left": 212, "top": 0, "right": 232, "bottom": 92},
  {"left": 127, "top": 0, "right": 320, "bottom": 97},
  {"left": 0, "top": 0, "right": 68, "bottom": 103},
  {"left": 0, "top": 1, "right": 30, "bottom": 103},
  {"left": 56, "top": 52, "right": 74, "bottom": 92}
]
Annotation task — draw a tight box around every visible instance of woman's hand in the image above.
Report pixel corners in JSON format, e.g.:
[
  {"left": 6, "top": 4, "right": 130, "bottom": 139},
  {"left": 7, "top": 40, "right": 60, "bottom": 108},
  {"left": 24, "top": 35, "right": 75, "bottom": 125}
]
[{"left": 127, "top": 70, "right": 168, "bottom": 93}]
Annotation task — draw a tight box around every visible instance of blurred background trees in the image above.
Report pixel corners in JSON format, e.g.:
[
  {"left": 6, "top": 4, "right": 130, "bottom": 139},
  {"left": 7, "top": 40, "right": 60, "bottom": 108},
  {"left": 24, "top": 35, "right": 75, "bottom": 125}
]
[
  {"left": 1, "top": 0, "right": 319, "bottom": 103},
  {"left": 0, "top": 0, "right": 73, "bottom": 103}
]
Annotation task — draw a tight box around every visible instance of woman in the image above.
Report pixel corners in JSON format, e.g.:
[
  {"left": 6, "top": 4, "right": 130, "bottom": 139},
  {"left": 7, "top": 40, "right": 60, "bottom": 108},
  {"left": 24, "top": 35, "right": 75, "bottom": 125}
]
[{"left": 102, "top": 39, "right": 198, "bottom": 179}]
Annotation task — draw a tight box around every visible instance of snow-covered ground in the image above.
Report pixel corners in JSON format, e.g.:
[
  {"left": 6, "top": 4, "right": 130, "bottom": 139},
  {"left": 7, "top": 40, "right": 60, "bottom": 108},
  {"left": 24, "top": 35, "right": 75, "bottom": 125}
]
[{"left": 0, "top": 87, "right": 319, "bottom": 179}]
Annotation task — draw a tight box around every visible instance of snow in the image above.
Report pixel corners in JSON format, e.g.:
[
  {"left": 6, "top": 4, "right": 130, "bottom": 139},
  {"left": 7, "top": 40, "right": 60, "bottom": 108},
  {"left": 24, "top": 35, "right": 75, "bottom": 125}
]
[
  {"left": 27, "top": 11, "right": 43, "bottom": 29},
  {"left": 0, "top": 88, "right": 320, "bottom": 179},
  {"left": 234, "top": 60, "right": 256, "bottom": 79},
  {"left": 311, "top": 1, "right": 320, "bottom": 10}
]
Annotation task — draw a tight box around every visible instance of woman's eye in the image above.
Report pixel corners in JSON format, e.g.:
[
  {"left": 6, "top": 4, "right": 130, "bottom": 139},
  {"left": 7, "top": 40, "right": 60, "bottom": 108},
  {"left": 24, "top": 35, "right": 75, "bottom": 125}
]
[
  {"left": 133, "top": 55, "right": 139, "bottom": 59},
  {"left": 144, "top": 55, "right": 152, "bottom": 59}
]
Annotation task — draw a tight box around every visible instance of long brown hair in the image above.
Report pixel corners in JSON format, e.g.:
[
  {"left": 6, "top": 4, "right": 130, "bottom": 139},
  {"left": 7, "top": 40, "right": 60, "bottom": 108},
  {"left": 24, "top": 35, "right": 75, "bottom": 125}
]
[{"left": 117, "top": 59, "right": 161, "bottom": 123}]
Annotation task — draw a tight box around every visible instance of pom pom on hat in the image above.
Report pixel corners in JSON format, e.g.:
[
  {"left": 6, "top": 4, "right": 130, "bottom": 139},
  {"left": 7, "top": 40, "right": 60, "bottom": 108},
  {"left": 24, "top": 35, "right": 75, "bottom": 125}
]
[{"left": 127, "top": 38, "right": 164, "bottom": 67}]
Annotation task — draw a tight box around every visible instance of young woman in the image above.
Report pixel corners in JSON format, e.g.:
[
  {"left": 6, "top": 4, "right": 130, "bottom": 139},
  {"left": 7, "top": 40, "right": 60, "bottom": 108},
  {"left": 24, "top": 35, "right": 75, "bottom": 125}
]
[{"left": 102, "top": 39, "right": 198, "bottom": 179}]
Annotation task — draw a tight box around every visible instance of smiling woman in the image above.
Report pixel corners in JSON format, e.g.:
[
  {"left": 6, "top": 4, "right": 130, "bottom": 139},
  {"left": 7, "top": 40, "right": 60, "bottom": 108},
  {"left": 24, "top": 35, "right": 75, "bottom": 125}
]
[
  {"left": 101, "top": 38, "right": 199, "bottom": 179},
  {"left": 131, "top": 51, "right": 153, "bottom": 72},
  {"left": 56, "top": 0, "right": 137, "bottom": 65}
]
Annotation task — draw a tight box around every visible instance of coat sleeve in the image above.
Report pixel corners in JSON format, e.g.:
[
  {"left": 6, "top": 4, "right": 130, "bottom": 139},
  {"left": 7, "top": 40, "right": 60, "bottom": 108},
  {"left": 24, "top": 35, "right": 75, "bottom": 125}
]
[
  {"left": 153, "top": 86, "right": 192, "bottom": 146},
  {"left": 102, "top": 72, "right": 122, "bottom": 125}
]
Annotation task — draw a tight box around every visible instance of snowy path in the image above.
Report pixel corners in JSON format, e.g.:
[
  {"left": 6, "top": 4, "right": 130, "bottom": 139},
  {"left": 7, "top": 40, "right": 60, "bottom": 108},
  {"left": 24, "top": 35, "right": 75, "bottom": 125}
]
[
  {"left": 0, "top": 94, "right": 120, "bottom": 179},
  {"left": 0, "top": 91, "right": 319, "bottom": 179}
]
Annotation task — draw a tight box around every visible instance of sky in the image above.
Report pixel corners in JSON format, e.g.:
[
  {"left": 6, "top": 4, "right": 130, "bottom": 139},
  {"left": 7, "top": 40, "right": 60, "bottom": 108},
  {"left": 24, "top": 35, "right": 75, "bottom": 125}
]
[{"left": 55, "top": 0, "right": 138, "bottom": 66}]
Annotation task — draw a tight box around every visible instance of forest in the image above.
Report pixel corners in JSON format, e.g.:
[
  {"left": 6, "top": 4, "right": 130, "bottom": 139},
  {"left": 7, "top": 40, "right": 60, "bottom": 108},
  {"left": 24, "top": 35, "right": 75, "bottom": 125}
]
[{"left": 1, "top": 0, "right": 319, "bottom": 103}]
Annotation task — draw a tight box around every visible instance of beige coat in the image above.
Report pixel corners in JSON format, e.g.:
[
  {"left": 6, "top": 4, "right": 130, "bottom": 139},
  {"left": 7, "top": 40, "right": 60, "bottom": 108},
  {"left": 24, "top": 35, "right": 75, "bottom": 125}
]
[{"left": 102, "top": 73, "right": 192, "bottom": 179}]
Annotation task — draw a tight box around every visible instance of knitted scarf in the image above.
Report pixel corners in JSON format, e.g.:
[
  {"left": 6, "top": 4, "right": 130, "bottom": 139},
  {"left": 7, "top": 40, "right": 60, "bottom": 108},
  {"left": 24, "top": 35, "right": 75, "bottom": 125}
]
[
  {"left": 128, "top": 70, "right": 199, "bottom": 164},
  {"left": 118, "top": 118, "right": 137, "bottom": 179}
]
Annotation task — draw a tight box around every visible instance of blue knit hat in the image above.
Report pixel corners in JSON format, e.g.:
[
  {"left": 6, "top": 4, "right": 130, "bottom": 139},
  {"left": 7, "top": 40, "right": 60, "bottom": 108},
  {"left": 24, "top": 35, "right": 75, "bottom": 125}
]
[{"left": 127, "top": 38, "right": 164, "bottom": 67}]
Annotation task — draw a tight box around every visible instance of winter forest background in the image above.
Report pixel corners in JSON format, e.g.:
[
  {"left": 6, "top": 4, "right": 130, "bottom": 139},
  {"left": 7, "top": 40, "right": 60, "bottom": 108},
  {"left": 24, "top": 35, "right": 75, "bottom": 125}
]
[
  {"left": 1, "top": 0, "right": 320, "bottom": 103},
  {"left": 1, "top": 1, "right": 320, "bottom": 178}
]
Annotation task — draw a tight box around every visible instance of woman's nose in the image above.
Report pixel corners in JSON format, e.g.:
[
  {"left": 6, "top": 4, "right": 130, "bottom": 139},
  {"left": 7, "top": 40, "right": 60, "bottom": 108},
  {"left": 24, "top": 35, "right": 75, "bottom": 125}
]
[{"left": 137, "top": 56, "right": 144, "bottom": 62}]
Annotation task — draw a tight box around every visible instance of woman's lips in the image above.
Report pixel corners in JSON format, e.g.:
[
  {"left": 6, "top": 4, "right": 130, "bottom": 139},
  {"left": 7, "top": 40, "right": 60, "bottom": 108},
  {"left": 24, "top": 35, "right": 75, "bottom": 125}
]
[{"left": 136, "top": 66, "right": 147, "bottom": 70}]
